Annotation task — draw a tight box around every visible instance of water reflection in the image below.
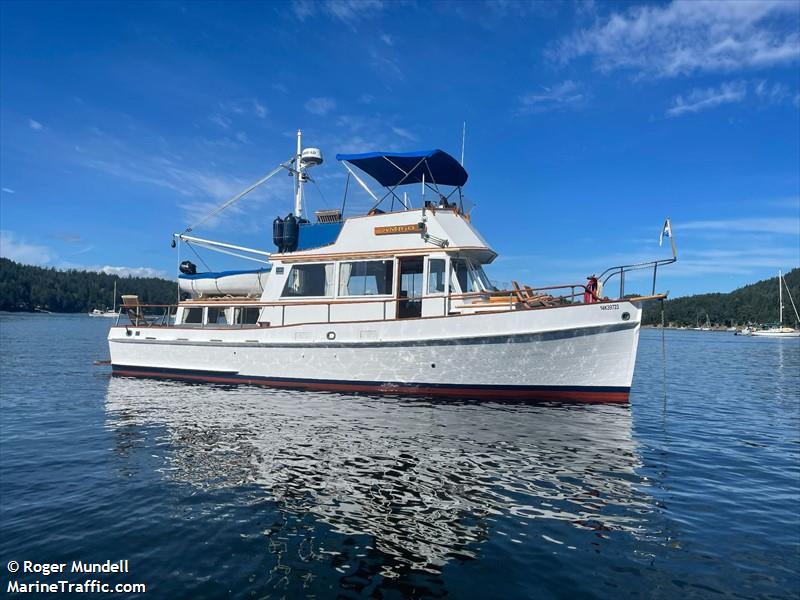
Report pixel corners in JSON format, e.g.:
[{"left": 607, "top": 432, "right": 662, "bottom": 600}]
[{"left": 104, "top": 378, "right": 650, "bottom": 577}]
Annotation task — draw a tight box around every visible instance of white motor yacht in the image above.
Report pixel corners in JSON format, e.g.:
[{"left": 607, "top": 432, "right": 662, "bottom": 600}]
[{"left": 108, "top": 132, "right": 675, "bottom": 403}]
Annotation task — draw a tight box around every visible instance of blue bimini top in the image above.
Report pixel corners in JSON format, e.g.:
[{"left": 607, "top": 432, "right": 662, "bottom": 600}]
[{"left": 335, "top": 149, "right": 468, "bottom": 188}]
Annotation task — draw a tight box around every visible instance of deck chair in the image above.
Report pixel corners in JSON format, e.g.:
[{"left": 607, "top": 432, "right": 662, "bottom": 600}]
[{"left": 121, "top": 295, "right": 153, "bottom": 326}]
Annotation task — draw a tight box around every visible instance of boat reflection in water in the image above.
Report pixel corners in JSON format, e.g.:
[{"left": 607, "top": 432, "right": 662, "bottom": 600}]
[{"left": 104, "top": 377, "right": 652, "bottom": 581}]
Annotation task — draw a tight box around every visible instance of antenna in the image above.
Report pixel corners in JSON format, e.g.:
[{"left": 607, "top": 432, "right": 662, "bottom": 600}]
[
  {"left": 460, "top": 120, "right": 466, "bottom": 166},
  {"left": 294, "top": 130, "right": 303, "bottom": 218},
  {"left": 293, "top": 129, "right": 323, "bottom": 219}
]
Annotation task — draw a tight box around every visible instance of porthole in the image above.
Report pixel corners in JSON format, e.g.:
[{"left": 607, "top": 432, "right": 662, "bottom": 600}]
[
  {"left": 326, "top": 331, "right": 336, "bottom": 340},
  {"left": 622, "top": 312, "right": 631, "bottom": 321}
]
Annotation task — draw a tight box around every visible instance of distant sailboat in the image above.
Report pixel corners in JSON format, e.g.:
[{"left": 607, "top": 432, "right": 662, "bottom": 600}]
[
  {"left": 692, "top": 312, "right": 711, "bottom": 331},
  {"left": 89, "top": 281, "right": 118, "bottom": 318},
  {"left": 751, "top": 270, "right": 800, "bottom": 338}
]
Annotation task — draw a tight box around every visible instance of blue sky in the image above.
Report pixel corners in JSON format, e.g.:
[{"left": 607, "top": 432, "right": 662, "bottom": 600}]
[{"left": 1, "top": 0, "right": 798, "bottom": 297}]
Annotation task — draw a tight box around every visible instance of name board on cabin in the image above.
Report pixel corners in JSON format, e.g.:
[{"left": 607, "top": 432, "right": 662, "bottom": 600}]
[{"left": 374, "top": 223, "right": 425, "bottom": 236}]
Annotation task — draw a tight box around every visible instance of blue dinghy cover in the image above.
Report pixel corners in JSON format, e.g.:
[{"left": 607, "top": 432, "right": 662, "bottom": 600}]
[{"left": 335, "top": 149, "right": 468, "bottom": 187}]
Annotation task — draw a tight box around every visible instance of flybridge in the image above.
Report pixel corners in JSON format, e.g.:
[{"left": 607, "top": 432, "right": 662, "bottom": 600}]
[{"left": 173, "top": 131, "right": 473, "bottom": 263}]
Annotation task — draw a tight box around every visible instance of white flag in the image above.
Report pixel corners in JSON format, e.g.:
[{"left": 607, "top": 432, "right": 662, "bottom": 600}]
[{"left": 659, "top": 218, "right": 672, "bottom": 247}]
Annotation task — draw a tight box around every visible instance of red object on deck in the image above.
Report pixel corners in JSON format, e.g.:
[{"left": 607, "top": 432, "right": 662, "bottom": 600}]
[{"left": 584, "top": 276, "right": 599, "bottom": 304}]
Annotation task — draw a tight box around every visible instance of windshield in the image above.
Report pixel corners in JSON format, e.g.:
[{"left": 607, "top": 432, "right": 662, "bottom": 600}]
[{"left": 451, "top": 259, "right": 491, "bottom": 293}]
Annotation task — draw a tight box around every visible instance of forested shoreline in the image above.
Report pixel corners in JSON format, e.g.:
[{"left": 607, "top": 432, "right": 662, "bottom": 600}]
[
  {"left": 0, "top": 258, "right": 178, "bottom": 313},
  {"left": 641, "top": 268, "right": 800, "bottom": 327},
  {"left": 1, "top": 257, "right": 797, "bottom": 325}
]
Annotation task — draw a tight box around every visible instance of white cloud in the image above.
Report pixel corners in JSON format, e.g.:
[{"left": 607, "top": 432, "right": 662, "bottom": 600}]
[
  {"left": 677, "top": 217, "right": 799, "bottom": 236},
  {"left": 517, "top": 80, "right": 586, "bottom": 115},
  {"left": 391, "top": 126, "right": 417, "bottom": 142},
  {"left": 324, "top": 0, "right": 384, "bottom": 24},
  {"left": 0, "top": 230, "right": 56, "bottom": 264},
  {"left": 292, "top": 0, "right": 385, "bottom": 25},
  {"left": 271, "top": 83, "right": 289, "bottom": 94},
  {"left": 666, "top": 81, "right": 747, "bottom": 117},
  {"left": 380, "top": 33, "right": 393, "bottom": 46},
  {"left": 221, "top": 98, "right": 268, "bottom": 119},
  {"left": 551, "top": 0, "right": 800, "bottom": 78},
  {"left": 328, "top": 115, "right": 415, "bottom": 153},
  {"left": 210, "top": 114, "right": 231, "bottom": 129},
  {"left": 304, "top": 97, "right": 337, "bottom": 116},
  {"left": 369, "top": 47, "right": 403, "bottom": 80},
  {"left": 97, "top": 265, "right": 170, "bottom": 279},
  {"left": 754, "top": 79, "right": 794, "bottom": 104},
  {"left": 2, "top": 187, "right": 15, "bottom": 194},
  {"left": 253, "top": 100, "right": 268, "bottom": 118},
  {"left": 669, "top": 246, "right": 800, "bottom": 278},
  {"left": 28, "top": 119, "right": 43, "bottom": 131},
  {"left": 292, "top": 0, "right": 316, "bottom": 20}
]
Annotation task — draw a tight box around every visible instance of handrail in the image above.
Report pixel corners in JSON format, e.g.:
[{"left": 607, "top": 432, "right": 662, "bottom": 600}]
[
  {"left": 116, "top": 282, "right": 604, "bottom": 328},
  {"left": 598, "top": 257, "right": 676, "bottom": 299}
]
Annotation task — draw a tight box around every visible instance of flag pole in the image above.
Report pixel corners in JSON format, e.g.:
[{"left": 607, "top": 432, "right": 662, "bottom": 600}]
[{"left": 668, "top": 218, "right": 677, "bottom": 259}]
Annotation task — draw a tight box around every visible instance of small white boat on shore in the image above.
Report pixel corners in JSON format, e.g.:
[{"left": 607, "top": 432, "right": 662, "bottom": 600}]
[{"left": 108, "top": 131, "right": 676, "bottom": 403}]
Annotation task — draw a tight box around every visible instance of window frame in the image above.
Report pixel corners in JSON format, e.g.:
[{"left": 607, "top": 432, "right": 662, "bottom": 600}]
[
  {"left": 337, "top": 259, "right": 395, "bottom": 298},
  {"left": 425, "top": 256, "right": 448, "bottom": 296},
  {"left": 205, "top": 306, "right": 229, "bottom": 325},
  {"left": 280, "top": 262, "right": 335, "bottom": 299},
  {"left": 182, "top": 306, "right": 204, "bottom": 325}
]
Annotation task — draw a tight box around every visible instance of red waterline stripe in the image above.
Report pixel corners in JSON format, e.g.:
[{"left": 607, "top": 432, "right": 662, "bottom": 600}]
[{"left": 111, "top": 368, "right": 630, "bottom": 404}]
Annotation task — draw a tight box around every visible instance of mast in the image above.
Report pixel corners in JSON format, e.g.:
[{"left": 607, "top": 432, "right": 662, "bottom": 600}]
[
  {"left": 294, "top": 129, "right": 304, "bottom": 219},
  {"left": 779, "top": 269, "right": 784, "bottom": 327},
  {"left": 112, "top": 281, "right": 116, "bottom": 312}
]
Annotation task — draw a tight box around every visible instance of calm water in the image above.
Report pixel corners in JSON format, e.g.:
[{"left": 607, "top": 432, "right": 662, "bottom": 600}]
[{"left": 1, "top": 314, "right": 798, "bottom": 599}]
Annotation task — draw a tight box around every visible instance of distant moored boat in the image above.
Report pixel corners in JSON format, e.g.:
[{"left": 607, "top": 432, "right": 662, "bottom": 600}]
[
  {"left": 751, "top": 270, "right": 800, "bottom": 338},
  {"left": 89, "top": 281, "right": 118, "bottom": 318}
]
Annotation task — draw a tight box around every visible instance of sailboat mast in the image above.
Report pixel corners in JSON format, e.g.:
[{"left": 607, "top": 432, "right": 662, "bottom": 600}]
[
  {"left": 113, "top": 281, "right": 117, "bottom": 312},
  {"left": 779, "top": 269, "right": 784, "bottom": 327}
]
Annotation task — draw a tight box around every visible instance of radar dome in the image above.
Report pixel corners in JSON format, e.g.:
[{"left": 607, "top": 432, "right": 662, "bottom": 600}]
[{"left": 300, "top": 148, "right": 323, "bottom": 168}]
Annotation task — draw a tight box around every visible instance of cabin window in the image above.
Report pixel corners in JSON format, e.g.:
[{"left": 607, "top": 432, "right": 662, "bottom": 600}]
[
  {"left": 206, "top": 307, "right": 228, "bottom": 325},
  {"left": 427, "top": 259, "right": 446, "bottom": 294},
  {"left": 338, "top": 260, "right": 394, "bottom": 296},
  {"left": 282, "top": 263, "right": 334, "bottom": 297},
  {"left": 183, "top": 307, "right": 203, "bottom": 324},
  {"left": 234, "top": 307, "right": 260, "bottom": 325},
  {"left": 451, "top": 259, "right": 489, "bottom": 293}
]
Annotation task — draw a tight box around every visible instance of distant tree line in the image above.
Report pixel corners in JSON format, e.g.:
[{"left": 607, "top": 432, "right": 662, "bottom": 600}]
[
  {"left": 2, "top": 257, "right": 797, "bottom": 325},
  {"left": 642, "top": 268, "right": 800, "bottom": 327},
  {"left": 0, "top": 258, "right": 178, "bottom": 313}
]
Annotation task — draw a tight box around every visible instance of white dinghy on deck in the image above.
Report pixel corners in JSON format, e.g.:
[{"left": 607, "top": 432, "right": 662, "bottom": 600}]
[{"left": 108, "top": 130, "right": 676, "bottom": 403}]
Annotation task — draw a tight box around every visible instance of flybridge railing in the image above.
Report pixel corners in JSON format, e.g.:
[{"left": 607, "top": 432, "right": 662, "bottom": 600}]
[{"left": 598, "top": 257, "right": 677, "bottom": 299}]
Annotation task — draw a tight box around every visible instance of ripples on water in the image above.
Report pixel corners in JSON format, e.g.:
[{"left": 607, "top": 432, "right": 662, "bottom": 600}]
[{"left": 1, "top": 314, "right": 798, "bottom": 599}]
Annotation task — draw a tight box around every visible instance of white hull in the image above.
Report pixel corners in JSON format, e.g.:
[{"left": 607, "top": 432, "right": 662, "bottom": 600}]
[
  {"left": 89, "top": 310, "right": 117, "bottom": 318},
  {"left": 751, "top": 329, "right": 800, "bottom": 338},
  {"left": 109, "top": 301, "right": 641, "bottom": 402}
]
